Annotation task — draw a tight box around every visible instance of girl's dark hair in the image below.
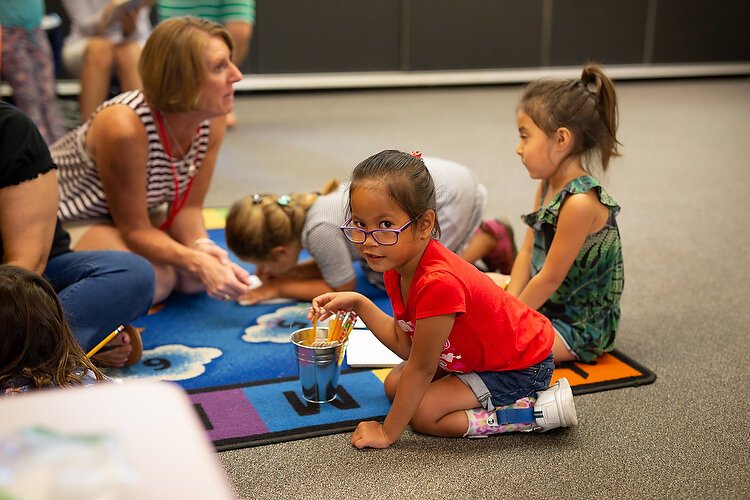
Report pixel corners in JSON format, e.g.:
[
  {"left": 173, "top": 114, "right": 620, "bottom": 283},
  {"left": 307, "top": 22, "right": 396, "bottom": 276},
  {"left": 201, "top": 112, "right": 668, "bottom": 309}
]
[
  {"left": 519, "top": 64, "right": 622, "bottom": 172},
  {"left": 348, "top": 150, "right": 441, "bottom": 239},
  {"left": 0, "top": 265, "right": 104, "bottom": 389}
]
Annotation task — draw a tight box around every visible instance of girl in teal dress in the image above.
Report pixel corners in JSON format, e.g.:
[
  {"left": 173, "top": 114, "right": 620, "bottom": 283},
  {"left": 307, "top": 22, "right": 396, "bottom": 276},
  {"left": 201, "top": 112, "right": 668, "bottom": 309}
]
[{"left": 506, "top": 64, "right": 624, "bottom": 364}]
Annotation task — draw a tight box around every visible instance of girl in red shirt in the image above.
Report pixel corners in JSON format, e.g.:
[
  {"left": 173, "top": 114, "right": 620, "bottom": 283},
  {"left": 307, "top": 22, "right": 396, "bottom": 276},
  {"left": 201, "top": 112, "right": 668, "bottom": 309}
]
[{"left": 311, "top": 150, "right": 577, "bottom": 449}]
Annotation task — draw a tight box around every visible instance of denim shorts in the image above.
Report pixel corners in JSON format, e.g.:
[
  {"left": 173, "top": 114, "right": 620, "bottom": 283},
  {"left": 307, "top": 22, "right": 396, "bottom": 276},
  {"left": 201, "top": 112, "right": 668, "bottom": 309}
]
[{"left": 457, "top": 354, "right": 554, "bottom": 411}]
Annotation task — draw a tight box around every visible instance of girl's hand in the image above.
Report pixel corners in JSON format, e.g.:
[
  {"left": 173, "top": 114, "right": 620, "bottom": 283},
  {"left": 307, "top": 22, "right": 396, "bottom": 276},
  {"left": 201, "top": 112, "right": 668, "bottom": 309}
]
[
  {"left": 351, "top": 421, "right": 394, "bottom": 449},
  {"left": 255, "top": 266, "right": 275, "bottom": 283},
  {"left": 237, "top": 284, "right": 277, "bottom": 306},
  {"left": 309, "top": 291, "right": 361, "bottom": 321}
]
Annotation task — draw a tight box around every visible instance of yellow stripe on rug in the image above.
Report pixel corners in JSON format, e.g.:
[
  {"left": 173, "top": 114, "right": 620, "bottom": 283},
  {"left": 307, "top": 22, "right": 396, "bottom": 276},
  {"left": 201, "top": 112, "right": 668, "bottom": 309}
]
[{"left": 203, "top": 207, "right": 229, "bottom": 230}]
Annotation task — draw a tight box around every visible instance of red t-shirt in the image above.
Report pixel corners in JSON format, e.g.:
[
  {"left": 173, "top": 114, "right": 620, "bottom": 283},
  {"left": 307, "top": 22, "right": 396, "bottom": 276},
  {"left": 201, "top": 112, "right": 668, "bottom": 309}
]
[{"left": 384, "top": 239, "right": 553, "bottom": 372}]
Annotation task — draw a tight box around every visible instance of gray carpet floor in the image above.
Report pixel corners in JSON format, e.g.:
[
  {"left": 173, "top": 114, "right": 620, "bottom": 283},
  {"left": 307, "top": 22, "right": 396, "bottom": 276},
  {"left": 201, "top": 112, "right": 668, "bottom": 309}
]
[{"left": 207, "top": 76, "right": 750, "bottom": 499}]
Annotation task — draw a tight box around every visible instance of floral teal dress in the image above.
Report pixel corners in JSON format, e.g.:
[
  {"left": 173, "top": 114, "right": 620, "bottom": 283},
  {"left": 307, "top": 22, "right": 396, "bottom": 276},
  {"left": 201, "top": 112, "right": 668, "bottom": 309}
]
[{"left": 522, "top": 176, "right": 624, "bottom": 362}]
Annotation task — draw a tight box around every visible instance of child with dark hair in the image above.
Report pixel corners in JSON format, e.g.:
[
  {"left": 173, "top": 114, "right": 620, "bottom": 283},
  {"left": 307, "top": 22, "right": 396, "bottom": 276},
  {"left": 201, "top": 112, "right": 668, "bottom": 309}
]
[
  {"left": 310, "top": 150, "right": 577, "bottom": 449},
  {"left": 0, "top": 265, "right": 106, "bottom": 396},
  {"left": 508, "top": 64, "right": 624, "bottom": 364}
]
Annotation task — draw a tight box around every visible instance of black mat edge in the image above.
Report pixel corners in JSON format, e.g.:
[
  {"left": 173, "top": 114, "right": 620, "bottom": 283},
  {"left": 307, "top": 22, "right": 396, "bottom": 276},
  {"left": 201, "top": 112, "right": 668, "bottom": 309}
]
[{"left": 194, "top": 349, "right": 655, "bottom": 451}]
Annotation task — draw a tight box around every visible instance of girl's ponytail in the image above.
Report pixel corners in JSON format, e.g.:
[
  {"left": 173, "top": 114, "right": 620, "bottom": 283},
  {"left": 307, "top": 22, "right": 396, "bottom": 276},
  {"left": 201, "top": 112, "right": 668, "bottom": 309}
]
[
  {"left": 520, "top": 63, "right": 622, "bottom": 173},
  {"left": 580, "top": 64, "right": 621, "bottom": 170}
]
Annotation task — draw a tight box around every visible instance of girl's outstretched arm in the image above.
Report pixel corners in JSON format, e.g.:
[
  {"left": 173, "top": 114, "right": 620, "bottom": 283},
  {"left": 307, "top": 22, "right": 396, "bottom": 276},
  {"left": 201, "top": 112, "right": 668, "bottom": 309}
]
[
  {"left": 239, "top": 272, "right": 356, "bottom": 305},
  {"left": 517, "top": 192, "right": 603, "bottom": 309},
  {"left": 352, "top": 314, "right": 454, "bottom": 449}
]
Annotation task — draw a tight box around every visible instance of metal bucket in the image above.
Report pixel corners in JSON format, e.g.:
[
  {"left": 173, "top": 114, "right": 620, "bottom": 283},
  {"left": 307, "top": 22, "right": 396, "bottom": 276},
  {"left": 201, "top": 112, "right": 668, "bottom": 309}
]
[{"left": 290, "top": 327, "right": 342, "bottom": 403}]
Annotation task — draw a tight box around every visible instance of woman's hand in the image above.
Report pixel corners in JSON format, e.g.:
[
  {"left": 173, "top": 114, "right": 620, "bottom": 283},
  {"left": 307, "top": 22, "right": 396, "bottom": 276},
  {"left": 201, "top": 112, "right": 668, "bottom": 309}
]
[
  {"left": 309, "top": 291, "right": 362, "bottom": 321},
  {"left": 350, "top": 421, "right": 395, "bottom": 449},
  {"left": 193, "top": 251, "right": 250, "bottom": 301},
  {"left": 193, "top": 239, "right": 231, "bottom": 265}
]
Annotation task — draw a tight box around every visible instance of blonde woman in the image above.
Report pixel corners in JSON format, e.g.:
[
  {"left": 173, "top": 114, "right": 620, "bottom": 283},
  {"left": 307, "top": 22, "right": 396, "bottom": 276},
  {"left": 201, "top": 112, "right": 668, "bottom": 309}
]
[{"left": 51, "top": 17, "right": 251, "bottom": 305}]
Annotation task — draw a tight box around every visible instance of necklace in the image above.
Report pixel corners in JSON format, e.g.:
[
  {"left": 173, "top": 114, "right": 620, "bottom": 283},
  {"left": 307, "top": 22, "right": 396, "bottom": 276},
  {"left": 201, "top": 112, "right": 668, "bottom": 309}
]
[
  {"left": 154, "top": 111, "right": 200, "bottom": 230},
  {"left": 161, "top": 113, "right": 188, "bottom": 158}
]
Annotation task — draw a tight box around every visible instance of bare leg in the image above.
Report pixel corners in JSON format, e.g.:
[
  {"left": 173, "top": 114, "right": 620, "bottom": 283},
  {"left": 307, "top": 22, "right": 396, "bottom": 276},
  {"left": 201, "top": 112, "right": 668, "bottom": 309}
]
[
  {"left": 409, "top": 375, "right": 482, "bottom": 437},
  {"left": 383, "top": 362, "right": 405, "bottom": 401},
  {"left": 113, "top": 42, "right": 143, "bottom": 91},
  {"left": 225, "top": 21, "right": 253, "bottom": 67},
  {"left": 79, "top": 37, "right": 115, "bottom": 121},
  {"left": 224, "top": 21, "right": 252, "bottom": 127},
  {"left": 384, "top": 364, "right": 474, "bottom": 437},
  {"left": 552, "top": 333, "right": 577, "bottom": 364},
  {"left": 74, "top": 223, "right": 175, "bottom": 304},
  {"left": 460, "top": 230, "right": 496, "bottom": 265}
]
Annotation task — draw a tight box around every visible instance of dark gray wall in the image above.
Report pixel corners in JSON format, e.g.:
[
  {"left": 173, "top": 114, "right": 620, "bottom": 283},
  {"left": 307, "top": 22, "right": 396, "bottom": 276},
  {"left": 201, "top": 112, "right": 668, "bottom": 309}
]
[{"left": 44, "top": 0, "right": 750, "bottom": 78}]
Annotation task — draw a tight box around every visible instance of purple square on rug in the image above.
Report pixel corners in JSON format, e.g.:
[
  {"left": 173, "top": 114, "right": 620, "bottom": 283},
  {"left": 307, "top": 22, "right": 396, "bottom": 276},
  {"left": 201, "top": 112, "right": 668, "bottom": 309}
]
[{"left": 191, "top": 388, "right": 267, "bottom": 441}]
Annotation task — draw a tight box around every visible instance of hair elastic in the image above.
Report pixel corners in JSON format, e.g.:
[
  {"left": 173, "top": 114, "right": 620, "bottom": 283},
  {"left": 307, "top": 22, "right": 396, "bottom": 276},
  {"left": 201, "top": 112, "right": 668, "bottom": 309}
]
[
  {"left": 276, "top": 195, "right": 292, "bottom": 206},
  {"left": 252, "top": 194, "right": 263, "bottom": 204},
  {"left": 409, "top": 150, "right": 423, "bottom": 158}
]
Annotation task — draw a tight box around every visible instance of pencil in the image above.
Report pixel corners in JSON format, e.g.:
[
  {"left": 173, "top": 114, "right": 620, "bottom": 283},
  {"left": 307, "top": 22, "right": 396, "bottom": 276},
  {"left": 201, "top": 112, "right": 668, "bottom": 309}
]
[
  {"left": 309, "top": 313, "right": 319, "bottom": 345},
  {"left": 86, "top": 325, "right": 125, "bottom": 358}
]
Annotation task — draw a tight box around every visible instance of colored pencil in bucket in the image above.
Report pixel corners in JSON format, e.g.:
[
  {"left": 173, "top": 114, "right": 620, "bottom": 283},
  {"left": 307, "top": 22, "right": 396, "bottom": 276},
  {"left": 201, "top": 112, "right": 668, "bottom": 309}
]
[{"left": 309, "top": 312, "right": 319, "bottom": 345}]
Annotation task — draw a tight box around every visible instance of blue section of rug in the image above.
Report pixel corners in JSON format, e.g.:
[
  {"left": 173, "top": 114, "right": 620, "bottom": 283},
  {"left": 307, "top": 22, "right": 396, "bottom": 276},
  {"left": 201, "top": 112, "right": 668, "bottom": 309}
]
[
  {"left": 106, "top": 229, "right": 395, "bottom": 449},
  {"left": 107, "top": 228, "right": 655, "bottom": 450}
]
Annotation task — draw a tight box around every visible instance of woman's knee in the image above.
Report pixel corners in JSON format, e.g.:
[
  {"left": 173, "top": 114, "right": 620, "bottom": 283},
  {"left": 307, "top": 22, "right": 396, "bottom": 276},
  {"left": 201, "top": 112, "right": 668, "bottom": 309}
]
[{"left": 83, "top": 38, "right": 115, "bottom": 70}]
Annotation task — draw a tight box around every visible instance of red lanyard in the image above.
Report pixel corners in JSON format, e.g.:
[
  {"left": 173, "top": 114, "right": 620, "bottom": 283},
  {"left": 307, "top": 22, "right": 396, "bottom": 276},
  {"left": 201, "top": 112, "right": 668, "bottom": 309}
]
[{"left": 154, "top": 111, "right": 199, "bottom": 230}]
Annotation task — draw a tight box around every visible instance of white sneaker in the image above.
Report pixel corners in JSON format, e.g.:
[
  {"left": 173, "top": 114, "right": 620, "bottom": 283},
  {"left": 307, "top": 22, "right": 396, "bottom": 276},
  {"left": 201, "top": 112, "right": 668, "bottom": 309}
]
[{"left": 533, "top": 377, "right": 578, "bottom": 431}]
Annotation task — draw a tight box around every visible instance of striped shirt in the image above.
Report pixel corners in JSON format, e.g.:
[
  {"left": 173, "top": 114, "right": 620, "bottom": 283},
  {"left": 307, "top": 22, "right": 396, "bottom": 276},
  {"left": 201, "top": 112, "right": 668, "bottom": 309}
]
[{"left": 51, "top": 90, "right": 210, "bottom": 222}]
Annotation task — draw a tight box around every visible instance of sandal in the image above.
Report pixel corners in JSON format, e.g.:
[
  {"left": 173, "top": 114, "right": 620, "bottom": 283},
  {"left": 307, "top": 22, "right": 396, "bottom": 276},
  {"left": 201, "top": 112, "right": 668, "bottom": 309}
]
[{"left": 92, "top": 325, "right": 143, "bottom": 368}]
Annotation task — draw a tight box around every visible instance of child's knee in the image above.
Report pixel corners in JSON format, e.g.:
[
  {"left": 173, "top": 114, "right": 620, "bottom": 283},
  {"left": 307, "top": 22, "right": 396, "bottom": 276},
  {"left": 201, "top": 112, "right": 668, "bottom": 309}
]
[
  {"left": 383, "top": 366, "right": 402, "bottom": 401},
  {"left": 408, "top": 408, "right": 435, "bottom": 435}
]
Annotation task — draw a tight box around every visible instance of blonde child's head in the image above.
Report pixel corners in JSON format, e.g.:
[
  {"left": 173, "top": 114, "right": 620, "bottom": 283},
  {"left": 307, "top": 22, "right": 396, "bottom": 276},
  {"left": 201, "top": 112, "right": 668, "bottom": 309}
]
[
  {"left": 0, "top": 265, "right": 104, "bottom": 389},
  {"left": 225, "top": 180, "right": 340, "bottom": 262},
  {"left": 519, "top": 64, "right": 621, "bottom": 172}
]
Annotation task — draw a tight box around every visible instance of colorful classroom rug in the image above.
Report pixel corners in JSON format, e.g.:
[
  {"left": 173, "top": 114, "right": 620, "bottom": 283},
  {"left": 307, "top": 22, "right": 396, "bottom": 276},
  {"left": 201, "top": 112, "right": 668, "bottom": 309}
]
[{"left": 107, "top": 209, "right": 655, "bottom": 451}]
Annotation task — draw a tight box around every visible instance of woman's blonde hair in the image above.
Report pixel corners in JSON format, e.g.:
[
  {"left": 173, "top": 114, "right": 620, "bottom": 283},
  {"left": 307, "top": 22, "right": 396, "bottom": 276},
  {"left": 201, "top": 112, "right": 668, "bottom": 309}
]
[
  {"left": 226, "top": 180, "right": 340, "bottom": 261},
  {"left": 139, "top": 16, "right": 234, "bottom": 112}
]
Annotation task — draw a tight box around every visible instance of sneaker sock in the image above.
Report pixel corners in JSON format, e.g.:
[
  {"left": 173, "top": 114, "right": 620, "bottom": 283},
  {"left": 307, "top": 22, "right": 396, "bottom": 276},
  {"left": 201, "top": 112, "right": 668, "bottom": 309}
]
[{"left": 463, "top": 397, "right": 537, "bottom": 438}]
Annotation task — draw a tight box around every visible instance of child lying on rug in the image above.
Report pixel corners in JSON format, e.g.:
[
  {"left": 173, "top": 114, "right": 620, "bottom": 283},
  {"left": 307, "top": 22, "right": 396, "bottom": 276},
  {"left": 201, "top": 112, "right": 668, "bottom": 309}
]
[
  {"left": 309, "top": 150, "right": 577, "bottom": 449},
  {"left": 0, "top": 265, "right": 108, "bottom": 396},
  {"left": 225, "top": 155, "right": 515, "bottom": 304}
]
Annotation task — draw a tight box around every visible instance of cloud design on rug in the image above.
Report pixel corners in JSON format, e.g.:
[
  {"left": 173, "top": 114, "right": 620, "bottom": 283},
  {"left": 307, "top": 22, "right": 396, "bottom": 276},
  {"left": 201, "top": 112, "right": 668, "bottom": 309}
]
[
  {"left": 106, "top": 344, "right": 222, "bottom": 381},
  {"left": 243, "top": 304, "right": 319, "bottom": 343}
]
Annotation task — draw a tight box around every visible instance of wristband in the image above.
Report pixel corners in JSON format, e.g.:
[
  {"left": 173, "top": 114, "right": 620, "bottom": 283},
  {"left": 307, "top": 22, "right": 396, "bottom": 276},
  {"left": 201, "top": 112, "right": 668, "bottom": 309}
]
[{"left": 192, "top": 238, "right": 216, "bottom": 248}]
